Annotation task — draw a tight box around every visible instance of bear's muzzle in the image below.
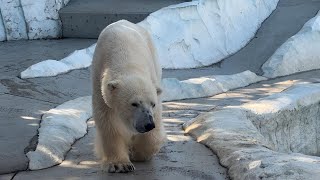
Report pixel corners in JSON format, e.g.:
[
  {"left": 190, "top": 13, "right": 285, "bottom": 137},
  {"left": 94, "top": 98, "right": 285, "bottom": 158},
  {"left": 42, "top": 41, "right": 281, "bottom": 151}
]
[{"left": 135, "top": 112, "right": 155, "bottom": 133}]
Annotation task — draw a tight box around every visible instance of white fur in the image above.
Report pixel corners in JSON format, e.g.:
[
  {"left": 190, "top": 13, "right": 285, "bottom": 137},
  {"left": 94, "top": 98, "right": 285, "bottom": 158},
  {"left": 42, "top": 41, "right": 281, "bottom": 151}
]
[{"left": 91, "top": 20, "right": 166, "bottom": 173}]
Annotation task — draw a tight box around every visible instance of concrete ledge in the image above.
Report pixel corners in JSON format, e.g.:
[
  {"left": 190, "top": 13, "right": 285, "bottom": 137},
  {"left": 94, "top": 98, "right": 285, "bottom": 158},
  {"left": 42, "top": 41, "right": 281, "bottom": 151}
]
[
  {"left": 184, "top": 83, "right": 320, "bottom": 179},
  {"left": 59, "top": 0, "right": 187, "bottom": 38}
]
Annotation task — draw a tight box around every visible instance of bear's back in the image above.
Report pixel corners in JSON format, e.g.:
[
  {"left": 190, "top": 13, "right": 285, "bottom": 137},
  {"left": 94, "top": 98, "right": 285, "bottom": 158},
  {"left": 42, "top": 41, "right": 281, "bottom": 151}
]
[{"left": 93, "top": 20, "right": 159, "bottom": 82}]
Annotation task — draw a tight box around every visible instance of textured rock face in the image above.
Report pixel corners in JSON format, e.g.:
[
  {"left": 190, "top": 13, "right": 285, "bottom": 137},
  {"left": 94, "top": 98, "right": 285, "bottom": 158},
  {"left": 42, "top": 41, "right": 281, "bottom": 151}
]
[
  {"left": 27, "top": 96, "right": 92, "bottom": 170},
  {"left": 244, "top": 84, "right": 320, "bottom": 156},
  {"left": 184, "top": 83, "right": 320, "bottom": 180},
  {"left": 139, "top": 0, "right": 279, "bottom": 69},
  {"left": 0, "top": 0, "right": 69, "bottom": 41},
  {"left": 21, "top": 0, "right": 70, "bottom": 39},
  {"left": 251, "top": 103, "right": 320, "bottom": 156},
  {"left": 262, "top": 11, "right": 320, "bottom": 78},
  {"left": 0, "top": 0, "right": 28, "bottom": 40}
]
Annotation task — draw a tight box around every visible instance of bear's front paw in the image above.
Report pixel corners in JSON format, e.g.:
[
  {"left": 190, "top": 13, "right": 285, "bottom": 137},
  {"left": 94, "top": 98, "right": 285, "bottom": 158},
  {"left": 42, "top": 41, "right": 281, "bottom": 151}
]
[{"left": 103, "top": 162, "right": 135, "bottom": 173}]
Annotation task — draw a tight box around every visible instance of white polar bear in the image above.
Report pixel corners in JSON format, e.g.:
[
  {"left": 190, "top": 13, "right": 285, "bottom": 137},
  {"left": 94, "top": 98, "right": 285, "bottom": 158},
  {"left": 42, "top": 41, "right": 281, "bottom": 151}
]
[{"left": 91, "top": 20, "right": 166, "bottom": 173}]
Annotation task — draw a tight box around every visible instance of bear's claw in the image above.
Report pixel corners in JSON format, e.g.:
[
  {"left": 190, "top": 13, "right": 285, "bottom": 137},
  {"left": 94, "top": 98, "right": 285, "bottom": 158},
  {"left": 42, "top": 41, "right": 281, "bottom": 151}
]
[{"left": 106, "top": 162, "right": 135, "bottom": 173}]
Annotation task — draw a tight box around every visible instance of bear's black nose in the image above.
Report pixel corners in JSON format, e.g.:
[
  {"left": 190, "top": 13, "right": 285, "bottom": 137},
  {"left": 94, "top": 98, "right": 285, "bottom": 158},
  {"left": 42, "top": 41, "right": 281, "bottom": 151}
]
[{"left": 144, "top": 122, "right": 155, "bottom": 132}]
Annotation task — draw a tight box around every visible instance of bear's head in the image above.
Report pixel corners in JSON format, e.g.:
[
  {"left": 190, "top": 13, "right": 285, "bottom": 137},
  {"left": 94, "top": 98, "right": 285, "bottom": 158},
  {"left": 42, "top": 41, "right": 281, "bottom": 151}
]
[{"left": 102, "top": 75, "right": 162, "bottom": 133}]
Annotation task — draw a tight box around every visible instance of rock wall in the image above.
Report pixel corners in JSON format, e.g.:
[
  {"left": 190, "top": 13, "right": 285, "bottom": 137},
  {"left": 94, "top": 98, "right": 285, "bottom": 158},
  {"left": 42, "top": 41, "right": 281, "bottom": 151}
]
[{"left": 0, "top": 0, "right": 70, "bottom": 41}]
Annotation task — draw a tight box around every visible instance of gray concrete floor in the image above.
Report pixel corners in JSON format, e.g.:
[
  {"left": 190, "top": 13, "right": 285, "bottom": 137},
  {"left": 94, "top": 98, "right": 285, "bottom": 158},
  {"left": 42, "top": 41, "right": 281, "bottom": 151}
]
[
  {"left": 0, "top": 39, "right": 95, "bottom": 174},
  {"left": 10, "top": 68, "right": 320, "bottom": 179},
  {"left": 13, "top": 116, "right": 228, "bottom": 180},
  {"left": 0, "top": 173, "right": 14, "bottom": 180}
]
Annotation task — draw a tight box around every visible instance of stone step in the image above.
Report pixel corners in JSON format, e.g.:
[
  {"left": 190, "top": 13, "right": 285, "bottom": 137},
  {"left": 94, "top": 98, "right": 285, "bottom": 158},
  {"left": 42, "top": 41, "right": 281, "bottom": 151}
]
[{"left": 59, "top": 0, "right": 188, "bottom": 38}]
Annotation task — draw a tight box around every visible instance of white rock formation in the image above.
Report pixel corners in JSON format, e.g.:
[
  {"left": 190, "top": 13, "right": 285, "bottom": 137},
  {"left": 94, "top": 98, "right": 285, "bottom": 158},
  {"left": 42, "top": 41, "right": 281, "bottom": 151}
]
[
  {"left": 0, "top": 0, "right": 28, "bottom": 40},
  {"left": 184, "top": 83, "right": 320, "bottom": 179},
  {"left": 20, "top": 0, "right": 279, "bottom": 77},
  {"left": 262, "top": 11, "right": 320, "bottom": 78},
  {"left": 139, "top": 0, "right": 279, "bottom": 69},
  {"left": 20, "top": 44, "right": 96, "bottom": 78},
  {"left": 0, "top": 0, "right": 69, "bottom": 41},
  {"left": 27, "top": 96, "right": 92, "bottom": 170},
  {"left": 162, "top": 70, "right": 266, "bottom": 101},
  {"left": 60, "top": 43, "right": 96, "bottom": 69},
  {"left": 21, "top": 0, "right": 70, "bottom": 39},
  {"left": 243, "top": 83, "right": 320, "bottom": 156},
  {"left": 21, "top": 60, "right": 71, "bottom": 78}
]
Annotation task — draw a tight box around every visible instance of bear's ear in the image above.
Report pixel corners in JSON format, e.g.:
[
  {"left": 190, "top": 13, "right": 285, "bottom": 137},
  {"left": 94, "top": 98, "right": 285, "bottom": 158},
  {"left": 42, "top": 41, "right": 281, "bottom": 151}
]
[
  {"left": 156, "top": 87, "right": 162, "bottom": 95},
  {"left": 107, "top": 81, "right": 119, "bottom": 91},
  {"left": 101, "top": 80, "right": 120, "bottom": 107}
]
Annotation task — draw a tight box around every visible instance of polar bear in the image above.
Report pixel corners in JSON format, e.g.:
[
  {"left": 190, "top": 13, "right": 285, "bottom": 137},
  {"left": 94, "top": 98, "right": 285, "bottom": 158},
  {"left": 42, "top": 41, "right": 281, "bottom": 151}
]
[{"left": 91, "top": 20, "right": 166, "bottom": 173}]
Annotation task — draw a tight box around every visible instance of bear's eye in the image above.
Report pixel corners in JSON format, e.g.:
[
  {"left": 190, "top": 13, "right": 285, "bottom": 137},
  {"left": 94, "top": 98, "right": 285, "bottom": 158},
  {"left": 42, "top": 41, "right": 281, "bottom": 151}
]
[
  {"left": 131, "top": 103, "right": 139, "bottom": 107},
  {"left": 151, "top": 102, "right": 155, "bottom": 108}
]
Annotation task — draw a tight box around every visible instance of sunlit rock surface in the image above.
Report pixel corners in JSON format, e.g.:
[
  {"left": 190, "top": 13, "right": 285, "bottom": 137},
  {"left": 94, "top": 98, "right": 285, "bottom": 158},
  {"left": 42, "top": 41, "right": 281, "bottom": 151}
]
[
  {"left": 20, "top": 44, "right": 96, "bottom": 78},
  {"left": 162, "top": 70, "right": 266, "bottom": 101},
  {"left": 27, "top": 96, "right": 92, "bottom": 170},
  {"left": 184, "top": 83, "right": 320, "bottom": 180}
]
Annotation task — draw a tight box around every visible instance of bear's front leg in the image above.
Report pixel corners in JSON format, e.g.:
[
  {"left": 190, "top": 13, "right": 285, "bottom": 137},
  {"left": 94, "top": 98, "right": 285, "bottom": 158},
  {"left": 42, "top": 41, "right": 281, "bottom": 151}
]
[
  {"left": 95, "top": 128, "right": 135, "bottom": 173},
  {"left": 130, "top": 122, "right": 166, "bottom": 162}
]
